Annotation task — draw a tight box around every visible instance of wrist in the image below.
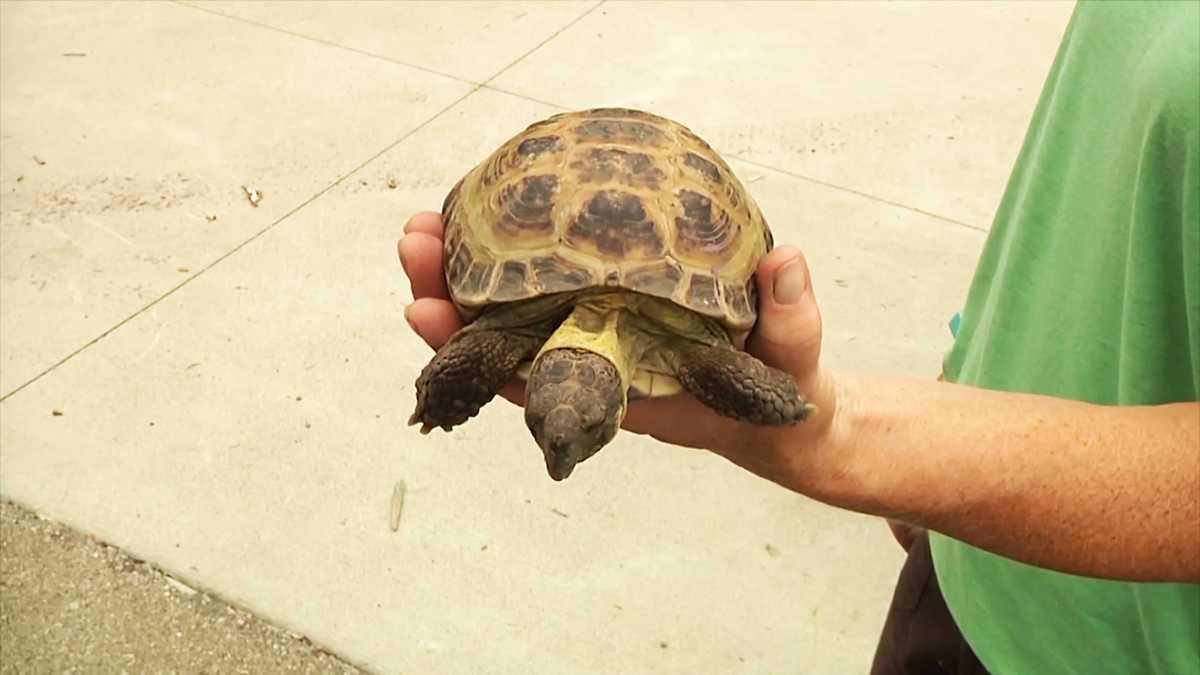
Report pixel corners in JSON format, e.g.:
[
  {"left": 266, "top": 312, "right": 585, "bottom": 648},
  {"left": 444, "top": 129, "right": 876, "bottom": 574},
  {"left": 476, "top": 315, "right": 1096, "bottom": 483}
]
[{"left": 773, "top": 369, "right": 874, "bottom": 508}]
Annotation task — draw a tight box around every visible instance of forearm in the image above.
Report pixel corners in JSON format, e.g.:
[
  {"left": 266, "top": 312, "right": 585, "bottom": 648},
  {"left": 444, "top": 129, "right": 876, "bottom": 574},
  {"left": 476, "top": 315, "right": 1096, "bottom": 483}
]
[{"left": 809, "top": 373, "right": 1200, "bottom": 582}]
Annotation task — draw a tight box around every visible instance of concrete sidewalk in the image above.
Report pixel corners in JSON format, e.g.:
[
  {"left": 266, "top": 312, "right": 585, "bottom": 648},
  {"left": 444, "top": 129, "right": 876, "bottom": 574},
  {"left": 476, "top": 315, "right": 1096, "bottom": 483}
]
[{"left": 1, "top": 1, "right": 1074, "bottom": 672}]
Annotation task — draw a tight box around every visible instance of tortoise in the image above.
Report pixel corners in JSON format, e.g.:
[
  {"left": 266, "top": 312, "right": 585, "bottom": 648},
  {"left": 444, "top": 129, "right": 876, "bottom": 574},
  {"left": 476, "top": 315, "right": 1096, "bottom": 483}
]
[{"left": 409, "top": 108, "right": 811, "bottom": 480}]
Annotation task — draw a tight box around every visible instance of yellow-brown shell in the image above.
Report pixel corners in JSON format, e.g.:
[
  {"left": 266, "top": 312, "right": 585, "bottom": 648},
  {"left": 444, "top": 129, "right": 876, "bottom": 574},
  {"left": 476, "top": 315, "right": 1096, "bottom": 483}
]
[{"left": 442, "top": 108, "right": 773, "bottom": 334}]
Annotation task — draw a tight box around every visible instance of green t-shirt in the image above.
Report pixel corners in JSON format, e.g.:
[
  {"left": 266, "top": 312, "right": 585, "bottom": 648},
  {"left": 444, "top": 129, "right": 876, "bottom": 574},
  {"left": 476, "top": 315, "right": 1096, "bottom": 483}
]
[{"left": 929, "top": 1, "right": 1200, "bottom": 673}]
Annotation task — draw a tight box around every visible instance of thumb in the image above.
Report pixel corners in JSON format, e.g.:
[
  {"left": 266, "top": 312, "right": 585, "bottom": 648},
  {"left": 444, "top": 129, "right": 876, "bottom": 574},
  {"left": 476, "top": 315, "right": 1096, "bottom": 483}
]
[{"left": 746, "top": 245, "right": 823, "bottom": 379}]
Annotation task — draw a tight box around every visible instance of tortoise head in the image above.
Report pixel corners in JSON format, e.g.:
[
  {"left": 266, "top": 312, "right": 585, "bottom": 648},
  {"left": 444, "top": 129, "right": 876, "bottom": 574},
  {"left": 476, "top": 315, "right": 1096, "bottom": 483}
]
[{"left": 523, "top": 348, "right": 625, "bottom": 481}]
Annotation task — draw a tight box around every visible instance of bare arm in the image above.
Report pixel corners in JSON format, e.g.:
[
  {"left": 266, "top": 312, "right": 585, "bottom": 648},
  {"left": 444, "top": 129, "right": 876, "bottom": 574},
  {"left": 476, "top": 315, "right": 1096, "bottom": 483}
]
[{"left": 806, "top": 374, "right": 1200, "bottom": 582}]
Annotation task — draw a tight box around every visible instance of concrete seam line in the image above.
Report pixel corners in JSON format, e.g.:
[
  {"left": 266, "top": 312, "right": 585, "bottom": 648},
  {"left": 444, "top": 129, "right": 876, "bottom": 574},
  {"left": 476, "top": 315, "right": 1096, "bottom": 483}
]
[
  {"left": 0, "top": 87, "right": 482, "bottom": 404},
  {"left": 168, "top": 0, "right": 477, "bottom": 88}
]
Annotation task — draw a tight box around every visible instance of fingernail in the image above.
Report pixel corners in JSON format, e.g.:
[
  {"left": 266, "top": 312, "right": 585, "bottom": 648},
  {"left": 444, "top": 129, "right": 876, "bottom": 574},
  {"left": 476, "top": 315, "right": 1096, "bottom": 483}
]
[
  {"left": 402, "top": 303, "right": 416, "bottom": 329},
  {"left": 772, "top": 256, "right": 808, "bottom": 305}
]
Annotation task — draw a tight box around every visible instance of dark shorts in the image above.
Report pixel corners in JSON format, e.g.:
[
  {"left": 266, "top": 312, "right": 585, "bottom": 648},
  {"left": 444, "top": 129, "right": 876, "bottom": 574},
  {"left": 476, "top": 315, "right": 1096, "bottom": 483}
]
[{"left": 870, "top": 531, "right": 990, "bottom": 675}]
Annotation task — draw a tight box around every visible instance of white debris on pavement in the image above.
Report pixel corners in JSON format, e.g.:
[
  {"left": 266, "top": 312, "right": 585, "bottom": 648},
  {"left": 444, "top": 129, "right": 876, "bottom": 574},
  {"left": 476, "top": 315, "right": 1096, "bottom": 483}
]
[
  {"left": 389, "top": 481, "right": 407, "bottom": 532},
  {"left": 241, "top": 185, "right": 263, "bottom": 207}
]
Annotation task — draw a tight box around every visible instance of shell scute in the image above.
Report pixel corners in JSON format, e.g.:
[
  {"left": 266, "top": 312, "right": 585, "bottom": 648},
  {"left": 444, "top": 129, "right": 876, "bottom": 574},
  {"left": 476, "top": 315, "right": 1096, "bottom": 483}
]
[
  {"left": 496, "top": 174, "right": 559, "bottom": 237},
  {"left": 571, "top": 147, "right": 666, "bottom": 190},
  {"left": 492, "top": 261, "right": 530, "bottom": 302},
  {"left": 531, "top": 255, "right": 596, "bottom": 294},
  {"left": 624, "top": 259, "right": 684, "bottom": 298},
  {"left": 684, "top": 273, "right": 721, "bottom": 316},
  {"left": 564, "top": 190, "right": 666, "bottom": 260},
  {"left": 673, "top": 189, "right": 741, "bottom": 261},
  {"left": 447, "top": 241, "right": 498, "bottom": 304},
  {"left": 722, "top": 279, "right": 755, "bottom": 326},
  {"left": 573, "top": 119, "right": 668, "bottom": 148}
]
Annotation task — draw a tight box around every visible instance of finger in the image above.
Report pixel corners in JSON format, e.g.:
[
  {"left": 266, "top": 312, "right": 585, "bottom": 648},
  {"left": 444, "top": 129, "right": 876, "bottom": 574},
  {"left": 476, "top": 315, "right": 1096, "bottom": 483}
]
[
  {"left": 398, "top": 232, "right": 451, "bottom": 301},
  {"left": 746, "top": 245, "right": 823, "bottom": 378},
  {"left": 403, "top": 211, "right": 445, "bottom": 238},
  {"left": 404, "top": 298, "right": 463, "bottom": 350}
]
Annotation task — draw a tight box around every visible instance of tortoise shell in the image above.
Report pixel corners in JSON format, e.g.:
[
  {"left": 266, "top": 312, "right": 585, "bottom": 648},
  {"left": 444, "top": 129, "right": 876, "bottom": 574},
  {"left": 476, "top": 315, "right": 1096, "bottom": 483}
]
[{"left": 441, "top": 108, "right": 774, "bottom": 336}]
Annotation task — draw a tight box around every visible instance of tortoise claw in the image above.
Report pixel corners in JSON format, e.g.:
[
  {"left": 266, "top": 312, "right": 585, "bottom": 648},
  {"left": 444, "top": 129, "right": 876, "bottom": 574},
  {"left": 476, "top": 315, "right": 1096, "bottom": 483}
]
[{"left": 407, "top": 411, "right": 438, "bottom": 434}]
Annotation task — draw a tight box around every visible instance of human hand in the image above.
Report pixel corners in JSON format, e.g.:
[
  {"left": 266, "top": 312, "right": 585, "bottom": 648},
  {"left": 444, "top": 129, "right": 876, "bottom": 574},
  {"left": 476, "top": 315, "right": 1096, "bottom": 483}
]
[{"left": 398, "top": 211, "right": 841, "bottom": 490}]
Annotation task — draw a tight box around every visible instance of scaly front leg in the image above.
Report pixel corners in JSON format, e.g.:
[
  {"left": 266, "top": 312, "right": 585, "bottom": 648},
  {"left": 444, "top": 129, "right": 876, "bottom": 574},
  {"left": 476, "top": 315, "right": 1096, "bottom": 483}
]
[{"left": 409, "top": 329, "right": 542, "bottom": 434}]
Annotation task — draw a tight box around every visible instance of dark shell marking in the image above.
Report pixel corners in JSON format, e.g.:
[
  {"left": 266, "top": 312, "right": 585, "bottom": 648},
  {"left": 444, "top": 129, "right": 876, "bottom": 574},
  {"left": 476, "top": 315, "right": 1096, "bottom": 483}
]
[
  {"left": 675, "top": 189, "right": 740, "bottom": 256},
  {"left": 581, "top": 107, "right": 665, "bottom": 122},
  {"left": 573, "top": 119, "right": 667, "bottom": 148},
  {"left": 482, "top": 134, "right": 566, "bottom": 188},
  {"left": 571, "top": 147, "right": 665, "bottom": 190},
  {"left": 497, "top": 174, "right": 559, "bottom": 237},
  {"left": 517, "top": 135, "right": 562, "bottom": 158},
  {"left": 683, "top": 152, "right": 723, "bottom": 184},
  {"left": 566, "top": 190, "right": 665, "bottom": 259}
]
